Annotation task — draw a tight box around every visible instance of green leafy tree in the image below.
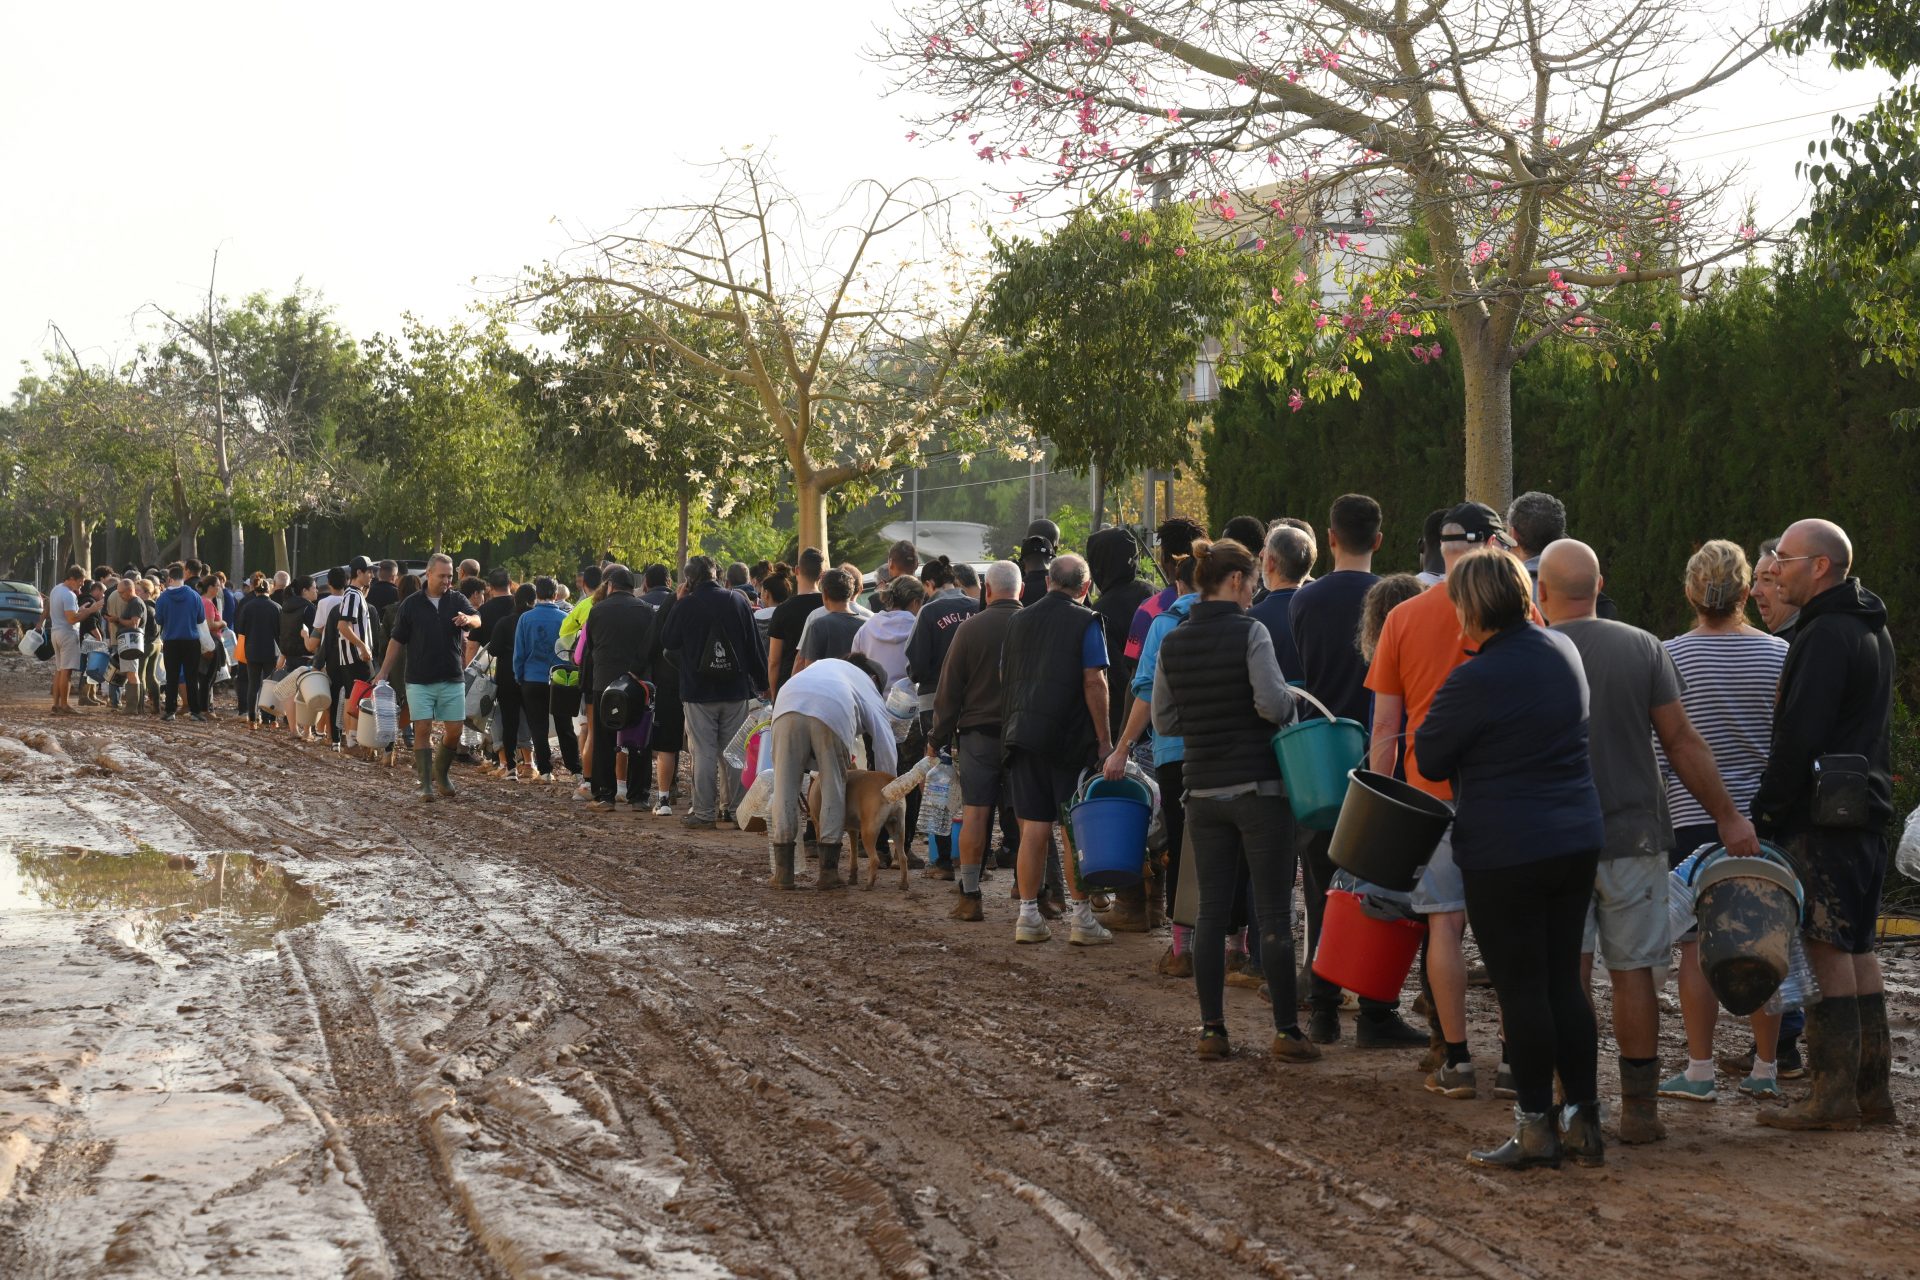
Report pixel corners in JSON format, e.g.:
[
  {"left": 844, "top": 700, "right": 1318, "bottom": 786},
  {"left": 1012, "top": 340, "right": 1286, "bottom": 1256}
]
[{"left": 352, "top": 315, "right": 533, "bottom": 554}]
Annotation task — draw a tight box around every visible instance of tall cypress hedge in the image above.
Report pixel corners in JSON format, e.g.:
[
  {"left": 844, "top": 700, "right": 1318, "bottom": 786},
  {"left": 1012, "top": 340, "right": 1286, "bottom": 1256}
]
[{"left": 1204, "top": 262, "right": 1920, "bottom": 691}]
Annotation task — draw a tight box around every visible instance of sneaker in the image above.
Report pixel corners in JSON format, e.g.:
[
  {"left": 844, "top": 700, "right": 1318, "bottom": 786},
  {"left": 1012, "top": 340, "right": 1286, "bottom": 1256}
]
[
  {"left": 681, "top": 813, "right": 716, "bottom": 830},
  {"left": 1155, "top": 946, "right": 1192, "bottom": 978},
  {"left": 190, "top": 713, "right": 207, "bottom": 723},
  {"left": 574, "top": 782, "right": 593, "bottom": 801},
  {"left": 615, "top": 786, "right": 629, "bottom": 802},
  {"left": 1224, "top": 954, "right": 1264, "bottom": 989},
  {"left": 588, "top": 800, "right": 616, "bottom": 814},
  {"left": 1014, "top": 916, "right": 1052, "bottom": 944},
  {"left": 1494, "top": 1063, "right": 1517, "bottom": 1100},
  {"left": 1658, "top": 1072, "right": 1717, "bottom": 1103},
  {"left": 1425, "top": 1063, "right": 1478, "bottom": 1099},
  {"left": 1355, "top": 1012, "right": 1430, "bottom": 1048},
  {"left": 1738, "top": 1074, "right": 1781, "bottom": 1099},
  {"left": 161, "top": 712, "right": 176, "bottom": 722},
  {"left": 653, "top": 800, "right": 673, "bottom": 817},
  {"left": 1272, "top": 1030, "right": 1323, "bottom": 1064},
  {"left": 1197, "top": 1027, "right": 1232, "bottom": 1061},
  {"left": 1068, "top": 914, "right": 1114, "bottom": 947},
  {"left": 717, "top": 808, "right": 735, "bottom": 829},
  {"left": 1307, "top": 1008, "right": 1341, "bottom": 1044},
  {"left": 1778, "top": 1038, "right": 1805, "bottom": 1079}
]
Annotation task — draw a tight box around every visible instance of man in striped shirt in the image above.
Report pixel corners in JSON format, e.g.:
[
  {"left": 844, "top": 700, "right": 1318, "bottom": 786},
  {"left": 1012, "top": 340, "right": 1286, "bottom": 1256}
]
[{"left": 328, "top": 558, "right": 376, "bottom": 748}]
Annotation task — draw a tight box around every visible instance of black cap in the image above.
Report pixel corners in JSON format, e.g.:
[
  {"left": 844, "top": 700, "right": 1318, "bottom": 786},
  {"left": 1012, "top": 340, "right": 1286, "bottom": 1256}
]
[
  {"left": 348, "top": 555, "right": 374, "bottom": 574},
  {"left": 1441, "top": 502, "right": 1510, "bottom": 546}
]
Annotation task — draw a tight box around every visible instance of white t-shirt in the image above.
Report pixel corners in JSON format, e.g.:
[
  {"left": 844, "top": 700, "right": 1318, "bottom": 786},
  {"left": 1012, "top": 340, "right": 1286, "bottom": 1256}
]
[
  {"left": 772, "top": 658, "right": 899, "bottom": 775},
  {"left": 49, "top": 584, "right": 80, "bottom": 639}
]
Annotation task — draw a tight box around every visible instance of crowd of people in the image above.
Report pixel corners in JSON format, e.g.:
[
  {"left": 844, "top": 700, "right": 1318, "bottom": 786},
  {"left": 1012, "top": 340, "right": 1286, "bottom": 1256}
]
[{"left": 29, "top": 489, "right": 1901, "bottom": 1171}]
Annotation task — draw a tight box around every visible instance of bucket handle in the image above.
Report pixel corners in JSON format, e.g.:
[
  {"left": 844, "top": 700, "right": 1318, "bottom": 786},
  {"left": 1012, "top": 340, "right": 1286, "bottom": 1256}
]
[{"left": 1286, "top": 685, "right": 1340, "bottom": 725}]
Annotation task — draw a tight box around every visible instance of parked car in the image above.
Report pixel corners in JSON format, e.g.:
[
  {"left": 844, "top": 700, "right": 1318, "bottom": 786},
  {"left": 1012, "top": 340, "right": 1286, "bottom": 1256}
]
[{"left": 0, "top": 580, "right": 46, "bottom": 630}]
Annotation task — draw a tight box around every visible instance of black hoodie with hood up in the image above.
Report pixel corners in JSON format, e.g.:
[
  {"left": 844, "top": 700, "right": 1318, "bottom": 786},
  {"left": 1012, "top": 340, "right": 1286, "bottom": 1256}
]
[
  {"left": 1086, "top": 526, "right": 1155, "bottom": 742},
  {"left": 1751, "top": 576, "right": 1896, "bottom": 843}
]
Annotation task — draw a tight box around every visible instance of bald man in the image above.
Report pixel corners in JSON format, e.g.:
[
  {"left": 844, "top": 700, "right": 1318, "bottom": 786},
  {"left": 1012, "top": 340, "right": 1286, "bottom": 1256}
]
[
  {"left": 1750, "top": 519, "right": 1897, "bottom": 1131},
  {"left": 1538, "top": 539, "right": 1757, "bottom": 1144}
]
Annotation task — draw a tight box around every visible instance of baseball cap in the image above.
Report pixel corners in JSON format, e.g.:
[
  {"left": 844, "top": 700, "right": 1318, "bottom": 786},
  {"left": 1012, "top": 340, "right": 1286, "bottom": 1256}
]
[
  {"left": 348, "top": 555, "right": 374, "bottom": 574},
  {"left": 1441, "top": 502, "right": 1510, "bottom": 546}
]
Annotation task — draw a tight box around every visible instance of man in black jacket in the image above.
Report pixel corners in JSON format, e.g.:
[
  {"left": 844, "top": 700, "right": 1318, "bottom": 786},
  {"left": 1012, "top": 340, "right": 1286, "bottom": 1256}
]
[
  {"left": 584, "top": 565, "right": 659, "bottom": 813},
  {"left": 1753, "top": 519, "right": 1897, "bottom": 1132},
  {"left": 928, "top": 560, "right": 1022, "bottom": 920},
  {"left": 661, "top": 556, "right": 769, "bottom": 829},
  {"left": 999, "top": 554, "right": 1114, "bottom": 947}
]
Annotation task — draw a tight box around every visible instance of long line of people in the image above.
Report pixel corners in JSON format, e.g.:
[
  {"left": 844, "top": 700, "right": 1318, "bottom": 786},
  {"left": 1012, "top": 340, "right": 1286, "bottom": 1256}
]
[{"left": 32, "top": 495, "right": 1900, "bottom": 1170}]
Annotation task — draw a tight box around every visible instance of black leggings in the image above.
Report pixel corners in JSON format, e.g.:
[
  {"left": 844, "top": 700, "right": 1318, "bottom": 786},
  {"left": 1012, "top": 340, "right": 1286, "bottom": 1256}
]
[
  {"left": 1188, "top": 790, "right": 1299, "bottom": 1031},
  {"left": 1461, "top": 849, "right": 1601, "bottom": 1114},
  {"left": 1157, "top": 760, "right": 1186, "bottom": 914},
  {"left": 495, "top": 676, "right": 524, "bottom": 760},
  {"left": 522, "top": 681, "right": 581, "bottom": 776}
]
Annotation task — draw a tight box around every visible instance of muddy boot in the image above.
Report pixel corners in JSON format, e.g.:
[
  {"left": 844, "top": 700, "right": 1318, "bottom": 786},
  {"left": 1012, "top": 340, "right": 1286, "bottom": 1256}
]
[
  {"left": 1468, "top": 1108, "right": 1562, "bottom": 1171},
  {"left": 1559, "top": 1101, "right": 1605, "bottom": 1167},
  {"left": 949, "top": 891, "right": 984, "bottom": 922},
  {"left": 1098, "top": 885, "right": 1153, "bottom": 933},
  {"left": 1761, "top": 995, "right": 1863, "bottom": 1132},
  {"left": 413, "top": 749, "right": 436, "bottom": 801},
  {"left": 803, "top": 839, "right": 819, "bottom": 864},
  {"left": 768, "top": 842, "right": 796, "bottom": 891},
  {"left": 1617, "top": 1060, "right": 1667, "bottom": 1145},
  {"left": 432, "top": 743, "right": 458, "bottom": 798},
  {"left": 1857, "top": 992, "right": 1896, "bottom": 1125},
  {"left": 815, "top": 840, "right": 846, "bottom": 891}
]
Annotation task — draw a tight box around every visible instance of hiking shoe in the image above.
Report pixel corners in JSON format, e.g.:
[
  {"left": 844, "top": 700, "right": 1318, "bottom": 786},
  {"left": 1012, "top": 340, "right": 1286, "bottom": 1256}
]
[
  {"left": 1014, "top": 917, "right": 1052, "bottom": 944},
  {"left": 1272, "top": 1030, "right": 1323, "bottom": 1064},
  {"left": 1494, "top": 1063, "right": 1517, "bottom": 1099},
  {"left": 1225, "top": 958, "right": 1264, "bottom": 989},
  {"left": 1069, "top": 914, "right": 1114, "bottom": 947},
  {"left": 949, "top": 892, "right": 984, "bottom": 922},
  {"left": 1659, "top": 1072, "right": 1717, "bottom": 1103},
  {"left": 1307, "top": 1008, "right": 1341, "bottom": 1045},
  {"left": 1355, "top": 1012, "right": 1430, "bottom": 1048},
  {"left": 1155, "top": 946, "right": 1192, "bottom": 978},
  {"left": 1739, "top": 1074, "right": 1781, "bottom": 1099},
  {"left": 1426, "top": 1063, "right": 1478, "bottom": 1099},
  {"left": 927, "top": 862, "right": 956, "bottom": 881},
  {"left": 1197, "top": 1027, "right": 1232, "bottom": 1061}
]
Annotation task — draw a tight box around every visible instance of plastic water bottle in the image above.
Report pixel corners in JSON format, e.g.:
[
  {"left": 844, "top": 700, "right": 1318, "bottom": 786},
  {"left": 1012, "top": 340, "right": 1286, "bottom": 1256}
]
[
  {"left": 922, "top": 755, "right": 953, "bottom": 838},
  {"left": 373, "top": 682, "right": 398, "bottom": 748},
  {"left": 1768, "top": 932, "right": 1820, "bottom": 1014}
]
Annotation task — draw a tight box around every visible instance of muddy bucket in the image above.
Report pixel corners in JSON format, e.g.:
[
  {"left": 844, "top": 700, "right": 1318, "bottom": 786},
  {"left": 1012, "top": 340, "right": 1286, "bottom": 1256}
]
[
  {"left": 1326, "top": 769, "right": 1454, "bottom": 892},
  {"left": 1272, "top": 686, "right": 1367, "bottom": 831},
  {"left": 1695, "top": 849, "right": 1803, "bottom": 1016}
]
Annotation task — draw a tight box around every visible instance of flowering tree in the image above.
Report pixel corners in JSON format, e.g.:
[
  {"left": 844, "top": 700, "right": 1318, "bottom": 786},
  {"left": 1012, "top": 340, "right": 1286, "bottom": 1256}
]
[
  {"left": 885, "top": 0, "right": 1780, "bottom": 505},
  {"left": 529, "top": 153, "right": 991, "bottom": 560}
]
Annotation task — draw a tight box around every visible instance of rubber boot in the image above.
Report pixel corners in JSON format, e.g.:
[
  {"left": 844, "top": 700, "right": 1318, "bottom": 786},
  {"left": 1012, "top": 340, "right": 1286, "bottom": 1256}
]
[
  {"left": 1099, "top": 884, "right": 1153, "bottom": 932},
  {"left": 816, "top": 839, "right": 846, "bottom": 891},
  {"left": 1466, "top": 1108, "right": 1562, "bottom": 1171},
  {"left": 413, "top": 749, "right": 435, "bottom": 801},
  {"left": 432, "top": 743, "right": 458, "bottom": 797},
  {"left": 1857, "top": 992, "right": 1896, "bottom": 1126},
  {"left": 1617, "top": 1059, "right": 1667, "bottom": 1144},
  {"left": 1761, "top": 995, "right": 1864, "bottom": 1132},
  {"left": 768, "top": 842, "right": 796, "bottom": 891},
  {"left": 803, "top": 839, "right": 820, "bottom": 864},
  {"left": 1559, "top": 1101, "right": 1605, "bottom": 1167}
]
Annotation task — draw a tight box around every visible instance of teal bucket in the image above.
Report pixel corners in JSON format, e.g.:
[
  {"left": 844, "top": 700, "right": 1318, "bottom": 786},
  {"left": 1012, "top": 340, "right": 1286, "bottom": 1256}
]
[
  {"left": 1273, "top": 688, "right": 1368, "bottom": 830},
  {"left": 1069, "top": 773, "right": 1151, "bottom": 889}
]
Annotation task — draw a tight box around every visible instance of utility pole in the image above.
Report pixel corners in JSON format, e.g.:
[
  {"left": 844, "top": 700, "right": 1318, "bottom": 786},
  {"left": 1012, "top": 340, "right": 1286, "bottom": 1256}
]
[{"left": 910, "top": 468, "right": 920, "bottom": 550}]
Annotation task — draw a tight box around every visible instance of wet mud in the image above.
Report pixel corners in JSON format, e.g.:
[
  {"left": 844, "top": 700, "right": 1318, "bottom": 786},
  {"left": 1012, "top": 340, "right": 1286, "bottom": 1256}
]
[{"left": 2, "top": 651, "right": 1918, "bottom": 1278}]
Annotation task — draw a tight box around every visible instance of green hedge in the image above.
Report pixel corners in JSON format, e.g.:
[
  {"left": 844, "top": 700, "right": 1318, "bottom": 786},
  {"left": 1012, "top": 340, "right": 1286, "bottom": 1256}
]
[{"left": 1204, "top": 262, "right": 1920, "bottom": 694}]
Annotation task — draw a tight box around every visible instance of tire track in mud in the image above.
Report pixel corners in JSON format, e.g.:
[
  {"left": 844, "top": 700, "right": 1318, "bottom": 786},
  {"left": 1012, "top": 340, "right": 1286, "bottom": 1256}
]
[
  {"left": 284, "top": 936, "right": 507, "bottom": 1280},
  {"left": 0, "top": 1124, "right": 115, "bottom": 1280}
]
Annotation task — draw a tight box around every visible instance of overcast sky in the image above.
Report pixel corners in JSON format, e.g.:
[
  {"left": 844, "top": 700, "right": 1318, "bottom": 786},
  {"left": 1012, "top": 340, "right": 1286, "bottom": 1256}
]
[{"left": 0, "top": 1, "right": 1893, "bottom": 373}]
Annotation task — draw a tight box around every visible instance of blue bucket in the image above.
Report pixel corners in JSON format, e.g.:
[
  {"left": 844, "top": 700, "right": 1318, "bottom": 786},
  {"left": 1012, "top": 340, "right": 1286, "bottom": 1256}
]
[{"left": 1070, "top": 776, "right": 1150, "bottom": 889}]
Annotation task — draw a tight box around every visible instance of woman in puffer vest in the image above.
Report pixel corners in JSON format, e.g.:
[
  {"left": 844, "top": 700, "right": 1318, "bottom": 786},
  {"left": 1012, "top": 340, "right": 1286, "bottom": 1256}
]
[{"left": 1150, "top": 538, "right": 1315, "bottom": 1065}]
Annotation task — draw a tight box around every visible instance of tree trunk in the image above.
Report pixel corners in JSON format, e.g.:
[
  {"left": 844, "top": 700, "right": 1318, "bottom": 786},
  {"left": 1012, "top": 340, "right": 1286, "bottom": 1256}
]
[
  {"left": 67, "top": 514, "right": 93, "bottom": 571},
  {"left": 795, "top": 475, "right": 830, "bottom": 564},
  {"left": 99, "top": 521, "right": 121, "bottom": 569},
  {"left": 227, "top": 496, "right": 245, "bottom": 584},
  {"left": 1089, "top": 464, "right": 1107, "bottom": 533},
  {"left": 1458, "top": 331, "right": 1515, "bottom": 511},
  {"left": 137, "top": 482, "right": 159, "bottom": 567},
  {"left": 272, "top": 527, "right": 290, "bottom": 574},
  {"left": 677, "top": 489, "right": 691, "bottom": 571}
]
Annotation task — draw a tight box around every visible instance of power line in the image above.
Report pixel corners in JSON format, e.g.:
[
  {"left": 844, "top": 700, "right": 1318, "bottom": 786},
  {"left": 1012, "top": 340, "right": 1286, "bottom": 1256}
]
[{"left": 1678, "top": 99, "right": 1880, "bottom": 144}]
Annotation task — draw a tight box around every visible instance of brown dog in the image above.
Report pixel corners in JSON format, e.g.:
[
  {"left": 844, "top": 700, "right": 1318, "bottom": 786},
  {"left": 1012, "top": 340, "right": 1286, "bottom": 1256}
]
[{"left": 808, "top": 769, "right": 910, "bottom": 891}]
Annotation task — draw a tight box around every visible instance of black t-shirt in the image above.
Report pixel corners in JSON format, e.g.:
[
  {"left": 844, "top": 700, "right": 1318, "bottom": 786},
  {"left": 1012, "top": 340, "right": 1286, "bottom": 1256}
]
[
  {"left": 476, "top": 594, "right": 515, "bottom": 640},
  {"left": 767, "top": 591, "right": 822, "bottom": 685},
  {"left": 1287, "top": 570, "right": 1377, "bottom": 726},
  {"left": 390, "top": 589, "right": 475, "bottom": 687},
  {"left": 365, "top": 580, "right": 398, "bottom": 612}
]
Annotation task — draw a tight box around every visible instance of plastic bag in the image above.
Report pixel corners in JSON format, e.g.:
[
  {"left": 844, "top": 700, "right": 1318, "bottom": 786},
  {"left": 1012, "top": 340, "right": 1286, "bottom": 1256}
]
[
  {"left": 1896, "top": 804, "right": 1920, "bottom": 883},
  {"left": 1329, "top": 868, "right": 1420, "bottom": 922},
  {"left": 723, "top": 701, "right": 773, "bottom": 770}
]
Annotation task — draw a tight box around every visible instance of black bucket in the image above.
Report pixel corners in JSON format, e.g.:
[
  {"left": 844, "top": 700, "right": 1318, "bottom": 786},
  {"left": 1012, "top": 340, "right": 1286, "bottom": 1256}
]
[
  {"left": 1326, "top": 769, "right": 1455, "bottom": 893},
  {"left": 1695, "top": 855, "right": 1801, "bottom": 1016}
]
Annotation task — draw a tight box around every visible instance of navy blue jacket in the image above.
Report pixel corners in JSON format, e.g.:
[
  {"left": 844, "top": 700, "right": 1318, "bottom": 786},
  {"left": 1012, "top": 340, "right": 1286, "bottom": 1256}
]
[
  {"left": 1414, "top": 623, "right": 1604, "bottom": 871},
  {"left": 660, "top": 581, "right": 769, "bottom": 703}
]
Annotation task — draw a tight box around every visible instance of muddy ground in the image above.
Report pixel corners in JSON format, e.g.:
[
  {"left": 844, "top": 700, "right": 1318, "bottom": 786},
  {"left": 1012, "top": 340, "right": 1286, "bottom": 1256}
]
[{"left": 2, "top": 653, "right": 1916, "bottom": 1279}]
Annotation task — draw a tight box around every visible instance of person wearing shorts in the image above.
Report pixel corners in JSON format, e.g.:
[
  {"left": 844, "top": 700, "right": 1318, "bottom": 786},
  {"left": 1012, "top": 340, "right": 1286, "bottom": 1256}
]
[
  {"left": 46, "top": 566, "right": 92, "bottom": 715},
  {"left": 1751, "top": 519, "right": 1897, "bottom": 1131},
  {"left": 378, "top": 554, "right": 479, "bottom": 802},
  {"left": 1539, "top": 539, "right": 1757, "bottom": 1144},
  {"left": 926, "top": 560, "right": 1024, "bottom": 922}
]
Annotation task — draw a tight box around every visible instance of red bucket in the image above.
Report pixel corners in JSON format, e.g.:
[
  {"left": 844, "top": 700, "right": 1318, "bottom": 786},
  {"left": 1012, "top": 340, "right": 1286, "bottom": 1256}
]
[{"left": 1312, "top": 888, "right": 1427, "bottom": 1004}]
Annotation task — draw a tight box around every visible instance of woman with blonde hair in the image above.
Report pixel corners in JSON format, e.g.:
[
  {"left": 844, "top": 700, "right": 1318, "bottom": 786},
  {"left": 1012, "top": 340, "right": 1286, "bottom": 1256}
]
[{"left": 1654, "top": 539, "right": 1795, "bottom": 1103}]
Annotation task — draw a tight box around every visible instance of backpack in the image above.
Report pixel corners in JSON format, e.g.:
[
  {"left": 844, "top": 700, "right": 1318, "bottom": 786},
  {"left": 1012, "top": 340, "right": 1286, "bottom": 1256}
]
[{"left": 697, "top": 628, "right": 738, "bottom": 677}]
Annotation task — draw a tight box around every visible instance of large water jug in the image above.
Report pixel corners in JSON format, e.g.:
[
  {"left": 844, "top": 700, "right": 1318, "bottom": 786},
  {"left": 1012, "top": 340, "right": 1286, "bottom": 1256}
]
[
  {"left": 921, "top": 755, "right": 954, "bottom": 838},
  {"left": 373, "top": 681, "right": 399, "bottom": 748}
]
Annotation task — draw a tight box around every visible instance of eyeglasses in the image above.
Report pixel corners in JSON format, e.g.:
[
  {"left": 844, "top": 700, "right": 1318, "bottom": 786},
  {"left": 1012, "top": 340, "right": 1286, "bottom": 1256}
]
[{"left": 1769, "top": 554, "right": 1819, "bottom": 566}]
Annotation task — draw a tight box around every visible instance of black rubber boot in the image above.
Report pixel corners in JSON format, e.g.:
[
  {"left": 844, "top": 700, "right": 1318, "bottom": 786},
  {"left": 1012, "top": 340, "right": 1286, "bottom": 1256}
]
[
  {"left": 1559, "top": 1101, "right": 1605, "bottom": 1167},
  {"left": 1761, "top": 995, "right": 1864, "bottom": 1131},
  {"left": 1467, "top": 1108, "right": 1562, "bottom": 1171},
  {"left": 1857, "top": 992, "right": 1895, "bottom": 1126},
  {"left": 816, "top": 840, "right": 846, "bottom": 891},
  {"left": 769, "top": 842, "right": 796, "bottom": 891}
]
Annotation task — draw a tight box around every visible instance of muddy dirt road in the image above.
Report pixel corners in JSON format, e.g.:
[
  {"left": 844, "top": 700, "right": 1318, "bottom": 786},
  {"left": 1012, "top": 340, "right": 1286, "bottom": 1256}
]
[{"left": 3, "top": 655, "right": 1917, "bottom": 1278}]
